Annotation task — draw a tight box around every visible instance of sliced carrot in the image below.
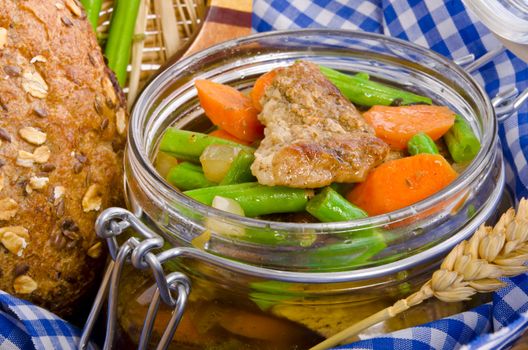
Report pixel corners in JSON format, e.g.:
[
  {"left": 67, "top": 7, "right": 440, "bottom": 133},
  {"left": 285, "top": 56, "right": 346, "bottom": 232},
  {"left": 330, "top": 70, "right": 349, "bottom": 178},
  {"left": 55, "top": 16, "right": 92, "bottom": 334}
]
[
  {"left": 219, "top": 309, "right": 309, "bottom": 343},
  {"left": 251, "top": 69, "right": 278, "bottom": 111},
  {"left": 209, "top": 129, "right": 251, "bottom": 146},
  {"left": 195, "top": 79, "right": 264, "bottom": 142},
  {"left": 347, "top": 154, "right": 458, "bottom": 216},
  {"left": 363, "top": 105, "right": 456, "bottom": 150}
]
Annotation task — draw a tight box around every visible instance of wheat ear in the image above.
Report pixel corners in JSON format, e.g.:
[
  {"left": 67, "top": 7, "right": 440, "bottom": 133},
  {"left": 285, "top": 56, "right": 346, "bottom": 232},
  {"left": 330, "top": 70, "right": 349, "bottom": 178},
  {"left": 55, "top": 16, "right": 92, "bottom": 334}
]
[{"left": 310, "top": 198, "right": 528, "bottom": 350}]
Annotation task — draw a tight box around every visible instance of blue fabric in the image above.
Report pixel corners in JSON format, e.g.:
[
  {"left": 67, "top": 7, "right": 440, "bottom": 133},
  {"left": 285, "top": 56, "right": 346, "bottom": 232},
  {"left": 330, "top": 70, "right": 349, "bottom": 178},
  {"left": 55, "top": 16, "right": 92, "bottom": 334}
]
[
  {"left": 0, "top": 291, "right": 82, "bottom": 349},
  {"left": 253, "top": 0, "right": 528, "bottom": 349}
]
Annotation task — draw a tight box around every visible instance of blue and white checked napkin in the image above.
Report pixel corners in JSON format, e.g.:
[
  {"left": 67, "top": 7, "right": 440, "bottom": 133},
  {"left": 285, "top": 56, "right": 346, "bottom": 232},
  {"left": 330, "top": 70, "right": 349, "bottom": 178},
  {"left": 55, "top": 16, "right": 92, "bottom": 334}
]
[
  {"left": 1, "top": 1, "right": 527, "bottom": 350},
  {"left": 254, "top": 0, "right": 528, "bottom": 349},
  {"left": 0, "top": 291, "right": 81, "bottom": 349}
]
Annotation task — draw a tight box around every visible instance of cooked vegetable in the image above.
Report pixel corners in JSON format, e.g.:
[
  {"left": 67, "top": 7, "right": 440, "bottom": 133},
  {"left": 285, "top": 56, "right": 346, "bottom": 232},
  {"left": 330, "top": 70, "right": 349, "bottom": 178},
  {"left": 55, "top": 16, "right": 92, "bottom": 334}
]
[
  {"left": 219, "top": 309, "right": 310, "bottom": 343},
  {"left": 363, "top": 105, "right": 456, "bottom": 150},
  {"left": 209, "top": 129, "right": 251, "bottom": 146},
  {"left": 444, "top": 115, "right": 481, "bottom": 163},
  {"left": 319, "top": 66, "right": 432, "bottom": 106},
  {"left": 212, "top": 196, "right": 244, "bottom": 215},
  {"left": 157, "top": 61, "right": 476, "bottom": 228},
  {"left": 306, "top": 187, "right": 368, "bottom": 222},
  {"left": 104, "top": 0, "right": 141, "bottom": 85},
  {"left": 154, "top": 151, "right": 179, "bottom": 178},
  {"left": 80, "top": 0, "right": 103, "bottom": 30},
  {"left": 329, "top": 183, "right": 352, "bottom": 195},
  {"left": 200, "top": 144, "right": 242, "bottom": 183},
  {"left": 184, "top": 183, "right": 313, "bottom": 217},
  {"left": 347, "top": 154, "right": 458, "bottom": 216},
  {"left": 306, "top": 187, "right": 386, "bottom": 267},
  {"left": 251, "top": 69, "right": 278, "bottom": 111},
  {"left": 250, "top": 281, "right": 298, "bottom": 311},
  {"left": 205, "top": 196, "right": 245, "bottom": 236},
  {"left": 307, "top": 234, "right": 387, "bottom": 269},
  {"left": 159, "top": 129, "right": 253, "bottom": 162},
  {"left": 195, "top": 79, "right": 264, "bottom": 142},
  {"left": 220, "top": 150, "right": 256, "bottom": 185},
  {"left": 166, "top": 162, "right": 216, "bottom": 191},
  {"left": 179, "top": 161, "right": 204, "bottom": 172},
  {"left": 407, "top": 132, "right": 439, "bottom": 155},
  {"left": 354, "top": 72, "right": 370, "bottom": 80}
]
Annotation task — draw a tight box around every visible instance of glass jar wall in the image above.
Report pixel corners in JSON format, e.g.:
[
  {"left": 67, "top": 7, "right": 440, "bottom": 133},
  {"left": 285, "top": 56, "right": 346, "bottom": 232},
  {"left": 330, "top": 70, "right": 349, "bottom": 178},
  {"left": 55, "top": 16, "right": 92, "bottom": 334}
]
[{"left": 119, "top": 30, "right": 504, "bottom": 349}]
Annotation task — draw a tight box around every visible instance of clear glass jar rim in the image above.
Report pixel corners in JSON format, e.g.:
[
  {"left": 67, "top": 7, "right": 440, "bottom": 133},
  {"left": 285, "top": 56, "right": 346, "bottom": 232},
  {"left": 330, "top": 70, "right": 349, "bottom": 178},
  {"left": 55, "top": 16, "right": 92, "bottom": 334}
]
[{"left": 129, "top": 28, "right": 497, "bottom": 232}]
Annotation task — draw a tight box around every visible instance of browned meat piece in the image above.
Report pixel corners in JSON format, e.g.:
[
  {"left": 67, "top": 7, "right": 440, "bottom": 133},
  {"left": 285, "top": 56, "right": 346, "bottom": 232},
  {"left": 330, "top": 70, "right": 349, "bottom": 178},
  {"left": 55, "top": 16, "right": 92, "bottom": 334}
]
[{"left": 251, "top": 61, "right": 389, "bottom": 188}]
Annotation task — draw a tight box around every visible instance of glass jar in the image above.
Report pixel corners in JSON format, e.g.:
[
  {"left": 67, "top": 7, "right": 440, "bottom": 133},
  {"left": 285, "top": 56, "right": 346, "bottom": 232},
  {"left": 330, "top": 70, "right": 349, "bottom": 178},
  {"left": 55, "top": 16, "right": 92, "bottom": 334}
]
[
  {"left": 113, "top": 30, "right": 505, "bottom": 349},
  {"left": 463, "top": 0, "right": 528, "bottom": 62},
  {"left": 463, "top": 0, "right": 528, "bottom": 44}
]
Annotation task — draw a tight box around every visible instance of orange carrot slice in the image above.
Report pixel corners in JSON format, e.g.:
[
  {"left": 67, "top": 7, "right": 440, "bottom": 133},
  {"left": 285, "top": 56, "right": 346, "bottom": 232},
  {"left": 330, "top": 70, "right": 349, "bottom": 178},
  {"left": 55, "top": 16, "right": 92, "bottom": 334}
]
[
  {"left": 209, "top": 129, "right": 251, "bottom": 146},
  {"left": 251, "top": 69, "right": 278, "bottom": 111},
  {"left": 347, "top": 154, "right": 458, "bottom": 216},
  {"left": 195, "top": 79, "right": 264, "bottom": 142},
  {"left": 219, "top": 309, "right": 309, "bottom": 343},
  {"left": 363, "top": 105, "right": 456, "bottom": 150}
]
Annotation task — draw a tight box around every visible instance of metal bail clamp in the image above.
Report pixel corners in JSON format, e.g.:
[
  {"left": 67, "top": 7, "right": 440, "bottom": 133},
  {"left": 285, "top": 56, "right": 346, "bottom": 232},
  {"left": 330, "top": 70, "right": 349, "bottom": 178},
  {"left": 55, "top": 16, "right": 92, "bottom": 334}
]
[
  {"left": 455, "top": 46, "right": 528, "bottom": 122},
  {"left": 79, "top": 208, "right": 191, "bottom": 350}
]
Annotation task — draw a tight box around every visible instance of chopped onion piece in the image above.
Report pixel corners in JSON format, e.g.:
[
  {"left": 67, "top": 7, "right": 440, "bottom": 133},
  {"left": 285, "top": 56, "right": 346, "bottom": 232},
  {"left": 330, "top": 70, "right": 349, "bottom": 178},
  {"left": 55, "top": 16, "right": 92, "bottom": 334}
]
[
  {"left": 200, "top": 144, "right": 242, "bottom": 182},
  {"left": 154, "top": 151, "right": 179, "bottom": 178},
  {"left": 212, "top": 196, "right": 245, "bottom": 215},
  {"left": 205, "top": 196, "right": 245, "bottom": 236}
]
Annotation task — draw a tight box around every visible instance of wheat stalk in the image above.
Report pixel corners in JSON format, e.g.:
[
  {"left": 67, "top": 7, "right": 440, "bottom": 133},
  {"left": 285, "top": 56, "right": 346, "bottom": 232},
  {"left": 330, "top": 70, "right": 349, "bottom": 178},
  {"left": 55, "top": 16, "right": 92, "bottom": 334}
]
[{"left": 310, "top": 198, "right": 528, "bottom": 350}]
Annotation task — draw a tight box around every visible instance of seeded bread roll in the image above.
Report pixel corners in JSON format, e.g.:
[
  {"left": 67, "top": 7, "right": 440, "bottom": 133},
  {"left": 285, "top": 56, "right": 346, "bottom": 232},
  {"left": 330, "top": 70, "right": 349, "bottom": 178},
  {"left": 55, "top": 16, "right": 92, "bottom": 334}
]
[{"left": 0, "top": 0, "right": 126, "bottom": 314}]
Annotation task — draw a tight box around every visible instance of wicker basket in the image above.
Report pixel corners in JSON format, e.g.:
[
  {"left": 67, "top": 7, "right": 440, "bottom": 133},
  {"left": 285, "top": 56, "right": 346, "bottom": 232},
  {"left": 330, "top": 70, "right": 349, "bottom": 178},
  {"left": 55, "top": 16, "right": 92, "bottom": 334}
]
[
  {"left": 99, "top": 0, "right": 206, "bottom": 106},
  {"left": 98, "top": 0, "right": 252, "bottom": 107}
]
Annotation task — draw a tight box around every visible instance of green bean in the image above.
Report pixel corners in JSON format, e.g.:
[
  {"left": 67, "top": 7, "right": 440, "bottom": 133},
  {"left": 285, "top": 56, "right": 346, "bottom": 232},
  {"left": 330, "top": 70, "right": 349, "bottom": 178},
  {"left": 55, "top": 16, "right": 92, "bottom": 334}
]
[
  {"left": 249, "top": 230, "right": 387, "bottom": 310},
  {"left": 320, "top": 66, "right": 432, "bottom": 106},
  {"left": 328, "top": 183, "right": 353, "bottom": 196},
  {"left": 354, "top": 72, "right": 370, "bottom": 80},
  {"left": 159, "top": 129, "right": 253, "bottom": 162},
  {"left": 166, "top": 162, "right": 216, "bottom": 191},
  {"left": 444, "top": 115, "right": 481, "bottom": 163},
  {"left": 177, "top": 161, "right": 204, "bottom": 172},
  {"left": 80, "top": 0, "right": 103, "bottom": 31},
  {"left": 304, "top": 187, "right": 386, "bottom": 268},
  {"left": 306, "top": 232, "right": 386, "bottom": 269},
  {"left": 306, "top": 187, "right": 367, "bottom": 222},
  {"left": 184, "top": 183, "right": 312, "bottom": 217},
  {"left": 104, "top": 0, "right": 141, "bottom": 85},
  {"left": 220, "top": 150, "right": 256, "bottom": 185},
  {"left": 249, "top": 281, "right": 300, "bottom": 311},
  {"left": 407, "top": 132, "right": 439, "bottom": 155}
]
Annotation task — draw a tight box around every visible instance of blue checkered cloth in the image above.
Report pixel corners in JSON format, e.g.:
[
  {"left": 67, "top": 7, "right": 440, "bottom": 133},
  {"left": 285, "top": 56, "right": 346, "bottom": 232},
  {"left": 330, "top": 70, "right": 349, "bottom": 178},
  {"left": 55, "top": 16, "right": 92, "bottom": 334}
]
[
  {"left": 0, "top": 291, "right": 81, "bottom": 349},
  {"left": 254, "top": 0, "right": 528, "bottom": 349}
]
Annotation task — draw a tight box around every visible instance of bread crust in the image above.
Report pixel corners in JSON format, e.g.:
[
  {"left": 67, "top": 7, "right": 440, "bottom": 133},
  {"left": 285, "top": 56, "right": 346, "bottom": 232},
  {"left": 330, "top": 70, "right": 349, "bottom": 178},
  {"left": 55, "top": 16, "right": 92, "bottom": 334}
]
[{"left": 0, "top": 0, "right": 125, "bottom": 314}]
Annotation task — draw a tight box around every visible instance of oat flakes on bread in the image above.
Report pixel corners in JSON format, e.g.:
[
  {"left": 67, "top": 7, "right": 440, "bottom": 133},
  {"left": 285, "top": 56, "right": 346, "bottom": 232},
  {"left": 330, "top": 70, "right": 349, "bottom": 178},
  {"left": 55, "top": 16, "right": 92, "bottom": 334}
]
[{"left": 0, "top": 0, "right": 126, "bottom": 315}]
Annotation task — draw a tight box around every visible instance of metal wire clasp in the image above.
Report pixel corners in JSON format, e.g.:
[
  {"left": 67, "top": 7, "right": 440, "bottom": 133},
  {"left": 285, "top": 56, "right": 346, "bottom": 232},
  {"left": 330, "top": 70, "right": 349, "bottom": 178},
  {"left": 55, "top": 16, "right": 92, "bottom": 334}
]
[
  {"left": 455, "top": 47, "right": 528, "bottom": 122},
  {"left": 79, "top": 208, "right": 191, "bottom": 350}
]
